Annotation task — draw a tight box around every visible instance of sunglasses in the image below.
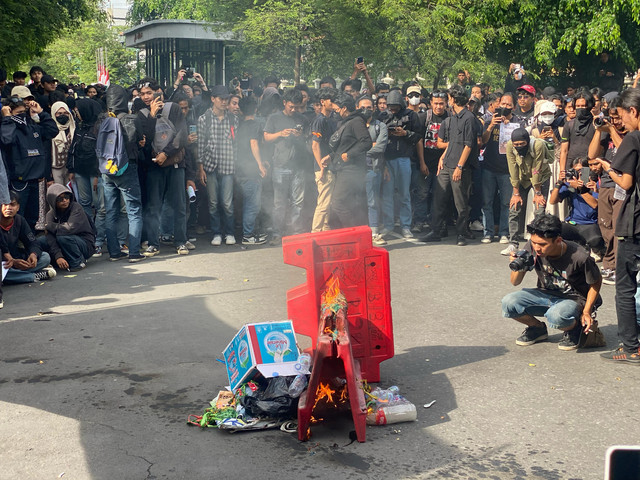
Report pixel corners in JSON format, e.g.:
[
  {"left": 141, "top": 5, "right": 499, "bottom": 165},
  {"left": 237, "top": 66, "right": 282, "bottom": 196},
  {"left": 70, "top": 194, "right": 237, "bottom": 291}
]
[{"left": 407, "top": 92, "right": 420, "bottom": 98}]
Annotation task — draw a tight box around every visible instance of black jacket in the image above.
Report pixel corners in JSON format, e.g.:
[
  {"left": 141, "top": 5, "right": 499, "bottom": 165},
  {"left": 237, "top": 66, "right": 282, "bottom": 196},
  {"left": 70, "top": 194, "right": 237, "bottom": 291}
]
[
  {"left": 333, "top": 112, "right": 373, "bottom": 170},
  {"left": 138, "top": 102, "right": 187, "bottom": 169},
  {"left": 0, "top": 214, "right": 41, "bottom": 260},
  {"left": 382, "top": 108, "right": 422, "bottom": 160}
]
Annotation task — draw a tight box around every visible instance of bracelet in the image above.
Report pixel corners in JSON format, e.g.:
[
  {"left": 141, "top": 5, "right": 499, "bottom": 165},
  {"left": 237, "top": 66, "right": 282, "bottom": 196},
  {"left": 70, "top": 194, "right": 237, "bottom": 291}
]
[{"left": 513, "top": 192, "right": 521, "bottom": 196}]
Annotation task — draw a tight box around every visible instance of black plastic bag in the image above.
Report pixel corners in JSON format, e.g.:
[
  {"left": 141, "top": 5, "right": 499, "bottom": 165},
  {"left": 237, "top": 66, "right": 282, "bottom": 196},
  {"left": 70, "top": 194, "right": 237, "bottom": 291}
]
[{"left": 241, "top": 376, "right": 298, "bottom": 419}]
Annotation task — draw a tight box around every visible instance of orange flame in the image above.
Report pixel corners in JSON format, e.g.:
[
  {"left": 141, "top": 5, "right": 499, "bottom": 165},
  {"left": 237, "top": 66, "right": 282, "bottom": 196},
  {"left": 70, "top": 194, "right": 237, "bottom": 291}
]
[
  {"left": 321, "top": 276, "right": 341, "bottom": 306},
  {"left": 312, "top": 382, "right": 336, "bottom": 410}
]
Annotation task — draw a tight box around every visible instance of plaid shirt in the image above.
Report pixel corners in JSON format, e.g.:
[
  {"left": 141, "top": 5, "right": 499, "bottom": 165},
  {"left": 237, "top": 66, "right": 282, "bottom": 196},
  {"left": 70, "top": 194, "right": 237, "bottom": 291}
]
[{"left": 197, "top": 110, "right": 237, "bottom": 174}]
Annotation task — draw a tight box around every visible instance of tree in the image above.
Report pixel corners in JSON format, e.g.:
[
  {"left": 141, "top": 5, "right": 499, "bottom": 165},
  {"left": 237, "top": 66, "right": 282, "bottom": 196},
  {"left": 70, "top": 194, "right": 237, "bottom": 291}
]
[
  {"left": 0, "top": 0, "right": 99, "bottom": 68},
  {"left": 19, "top": 22, "right": 139, "bottom": 86}
]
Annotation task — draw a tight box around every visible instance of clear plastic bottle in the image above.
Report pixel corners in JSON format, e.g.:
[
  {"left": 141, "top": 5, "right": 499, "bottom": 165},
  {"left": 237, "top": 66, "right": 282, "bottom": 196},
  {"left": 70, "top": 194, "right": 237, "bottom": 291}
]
[
  {"left": 366, "top": 403, "right": 417, "bottom": 425},
  {"left": 288, "top": 353, "right": 312, "bottom": 398}
]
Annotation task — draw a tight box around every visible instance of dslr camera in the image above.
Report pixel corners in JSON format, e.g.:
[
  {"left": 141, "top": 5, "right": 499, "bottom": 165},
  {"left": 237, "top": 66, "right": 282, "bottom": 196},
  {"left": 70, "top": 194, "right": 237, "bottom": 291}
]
[
  {"left": 509, "top": 250, "right": 535, "bottom": 272},
  {"left": 565, "top": 168, "right": 579, "bottom": 180},
  {"left": 594, "top": 108, "right": 610, "bottom": 128},
  {"left": 184, "top": 66, "right": 194, "bottom": 79}
]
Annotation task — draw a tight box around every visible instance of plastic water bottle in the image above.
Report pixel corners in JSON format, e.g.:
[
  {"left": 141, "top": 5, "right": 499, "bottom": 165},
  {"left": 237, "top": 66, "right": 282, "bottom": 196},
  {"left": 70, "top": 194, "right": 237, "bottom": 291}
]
[
  {"left": 366, "top": 403, "right": 417, "bottom": 425},
  {"left": 288, "top": 353, "right": 312, "bottom": 398}
]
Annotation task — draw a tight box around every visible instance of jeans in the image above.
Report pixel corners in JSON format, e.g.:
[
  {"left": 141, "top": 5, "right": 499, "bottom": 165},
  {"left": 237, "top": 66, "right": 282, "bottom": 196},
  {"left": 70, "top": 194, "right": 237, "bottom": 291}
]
[
  {"left": 501, "top": 288, "right": 581, "bottom": 330},
  {"left": 365, "top": 169, "right": 382, "bottom": 229},
  {"left": 615, "top": 239, "right": 640, "bottom": 352},
  {"left": 508, "top": 181, "right": 550, "bottom": 245},
  {"left": 103, "top": 166, "right": 143, "bottom": 257},
  {"left": 431, "top": 166, "right": 472, "bottom": 236},
  {"left": 410, "top": 162, "right": 429, "bottom": 226},
  {"left": 11, "top": 179, "right": 39, "bottom": 231},
  {"left": 382, "top": 156, "right": 412, "bottom": 230},
  {"left": 272, "top": 167, "right": 305, "bottom": 236},
  {"left": 4, "top": 252, "right": 51, "bottom": 284},
  {"left": 481, "top": 169, "right": 511, "bottom": 237},
  {"left": 51, "top": 235, "right": 91, "bottom": 268},
  {"left": 145, "top": 167, "right": 187, "bottom": 247},
  {"left": 240, "top": 177, "right": 262, "bottom": 236},
  {"left": 205, "top": 171, "right": 235, "bottom": 236},
  {"left": 74, "top": 173, "right": 107, "bottom": 246}
]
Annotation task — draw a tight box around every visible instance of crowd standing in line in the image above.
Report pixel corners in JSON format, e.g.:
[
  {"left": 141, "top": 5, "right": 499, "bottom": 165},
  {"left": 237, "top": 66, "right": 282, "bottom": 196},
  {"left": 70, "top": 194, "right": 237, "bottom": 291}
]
[{"left": 1, "top": 57, "right": 640, "bottom": 364}]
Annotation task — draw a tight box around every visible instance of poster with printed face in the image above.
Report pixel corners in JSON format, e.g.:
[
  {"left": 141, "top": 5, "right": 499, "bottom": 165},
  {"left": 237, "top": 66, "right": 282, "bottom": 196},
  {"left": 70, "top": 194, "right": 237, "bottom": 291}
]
[{"left": 499, "top": 122, "right": 520, "bottom": 155}]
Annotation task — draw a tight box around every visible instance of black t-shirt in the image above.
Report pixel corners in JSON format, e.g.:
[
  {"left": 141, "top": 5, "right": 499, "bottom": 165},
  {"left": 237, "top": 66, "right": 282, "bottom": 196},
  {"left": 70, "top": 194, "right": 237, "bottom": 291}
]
[
  {"left": 310, "top": 113, "right": 337, "bottom": 173},
  {"left": 524, "top": 240, "right": 602, "bottom": 307},
  {"left": 611, "top": 130, "right": 640, "bottom": 238},
  {"left": 481, "top": 122, "right": 510, "bottom": 175},
  {"left": 236, "top": 119, "right": 262, "bottom": 179},
  {"left": 562, "top": 119, "right": 596, "bottom": 165},
  {"left": 438, "top": 108, "right": 480, "bottom": 169},
  {"left": 264, "top": 111, "right": 307, "bottom": 169},
  {"left": 423, "top": 111, "right": 447, "bottom": 169}
]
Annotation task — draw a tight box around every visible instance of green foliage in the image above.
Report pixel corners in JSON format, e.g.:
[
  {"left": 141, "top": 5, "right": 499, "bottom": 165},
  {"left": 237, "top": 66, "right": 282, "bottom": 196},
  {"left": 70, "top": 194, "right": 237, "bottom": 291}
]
[
  {"left": 18, "top": 22, "right": 139, "bottom": 86},
  {"left": 0, "top": 0, "right": 100, "bottom": 68}
]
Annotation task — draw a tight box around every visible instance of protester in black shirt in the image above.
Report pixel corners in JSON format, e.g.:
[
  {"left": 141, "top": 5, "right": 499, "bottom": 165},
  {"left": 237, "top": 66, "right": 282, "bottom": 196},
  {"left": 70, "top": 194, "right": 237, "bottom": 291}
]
[{"left": 560, "top": 90, "right": 595, "bottom": 172}]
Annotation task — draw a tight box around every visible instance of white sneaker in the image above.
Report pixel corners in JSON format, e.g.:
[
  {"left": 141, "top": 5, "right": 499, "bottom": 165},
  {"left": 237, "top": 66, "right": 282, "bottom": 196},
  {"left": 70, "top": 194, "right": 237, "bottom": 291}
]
[
  {"left": 401, "top": 228, "right": 414, "bottom": 239},
  {"left": 372, "top": 234, "right": 387, "bottom": 246},
  {"left": 211, "top": 235, "right": 222, "bottom": 246},
  {"left": 226, "top": 235, "right": 236, "bottom": 245},
  {"left": 501, "top": 244, "right": 517, "bottom": 256},
  {"left": 481, "top": 235, "right": 492, "bottom": 244},
  {"left": 185, "top": 241, "right": 196, "bottom": 250},
  {"left": 469, "top": 220, "right": 484, "bottom": 231},
  {"left": 499, "top": 236, "right": 509, "bottom": 244}
]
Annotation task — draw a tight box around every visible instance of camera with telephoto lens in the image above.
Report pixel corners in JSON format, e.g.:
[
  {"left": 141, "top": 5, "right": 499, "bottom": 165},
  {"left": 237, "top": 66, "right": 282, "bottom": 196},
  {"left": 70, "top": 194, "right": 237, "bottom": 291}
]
[
  {"left": 565, "top": 168, "right": 579, "bottom": 180},
  {"left": 509, "top": 250, "right": 535, "bottom": 272},
  {"left": 594, "top": 108, "right": 610, "bottom": 127}
]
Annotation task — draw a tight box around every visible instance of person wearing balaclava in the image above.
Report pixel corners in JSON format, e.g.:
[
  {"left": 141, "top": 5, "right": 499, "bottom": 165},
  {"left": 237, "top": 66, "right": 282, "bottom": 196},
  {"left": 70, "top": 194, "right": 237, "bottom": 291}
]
[
  {"left": 50, "top": 101, "right": 75, "bottom": 185},
  {"left": 559, "top": 90, "right": 595, "bottom": 172},
  {"left": 503, "top": 127, "right": 552, "bottom": 254}
]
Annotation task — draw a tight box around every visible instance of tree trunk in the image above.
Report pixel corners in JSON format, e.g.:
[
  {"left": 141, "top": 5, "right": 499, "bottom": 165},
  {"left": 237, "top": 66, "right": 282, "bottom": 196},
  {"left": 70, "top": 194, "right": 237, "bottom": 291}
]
[{"left": 294, "top": 44, "right": 301, "bottom": 84}]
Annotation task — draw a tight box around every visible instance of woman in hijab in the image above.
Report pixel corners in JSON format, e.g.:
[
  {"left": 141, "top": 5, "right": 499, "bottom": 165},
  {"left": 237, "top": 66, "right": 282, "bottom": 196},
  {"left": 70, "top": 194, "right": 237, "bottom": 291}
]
[{"left": 50, "top": 101, "right": 75, "bottom": 185}]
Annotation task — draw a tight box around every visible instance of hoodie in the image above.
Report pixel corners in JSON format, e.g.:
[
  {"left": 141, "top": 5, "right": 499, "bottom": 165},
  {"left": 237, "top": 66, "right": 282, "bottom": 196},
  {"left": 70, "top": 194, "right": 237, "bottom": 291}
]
[
  {"left": 332, "top": 111, "right": 373, "bottom": 170},
  {"left": 383, "top": 90, "right": 422, "bottom": 160},
  {"left": 44, "top": 183, "right": 95, "bottom": 260}
]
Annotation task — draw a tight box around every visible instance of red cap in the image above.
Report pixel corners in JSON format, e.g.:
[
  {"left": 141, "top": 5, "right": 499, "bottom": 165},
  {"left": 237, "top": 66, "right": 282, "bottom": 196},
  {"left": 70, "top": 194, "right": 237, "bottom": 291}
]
[{"left": 517, "top": 85, "right": 536, "bottom": 95}]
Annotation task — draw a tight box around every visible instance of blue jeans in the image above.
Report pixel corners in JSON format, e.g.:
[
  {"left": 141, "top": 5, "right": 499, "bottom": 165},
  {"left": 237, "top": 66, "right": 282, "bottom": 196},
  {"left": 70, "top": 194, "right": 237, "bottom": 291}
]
[
  {"left": 240, "top": 177, "right": 262, "bottom": 236},
  {"left": 4, "top": 252, "right": 51, "bottom": 284},
  {"left": 145, "top": 167, "right": 187, "bottom": 247},
  {"left": 501, "top": 288, "right": 580, "bottom": 330},
  {"left": 272, "top": 167, "right": 305, "bottom": 236},
  {"left": 103, "top": 166, "right": 143, "bottom": 257},
  {"left": 410, "top": 162, "right": 429, "bottom": 226},
  {"left": 205, "top": 171, "right": 234, "bottom": 236},
  {"left": 481, "top": 168, "right": 511, "bottom": 238},
  {"left": 365, "top": 169, "right": 382, "bottom": 229},
  {"left": 382, "top": 157, "right": 412, "bottom": 230}
]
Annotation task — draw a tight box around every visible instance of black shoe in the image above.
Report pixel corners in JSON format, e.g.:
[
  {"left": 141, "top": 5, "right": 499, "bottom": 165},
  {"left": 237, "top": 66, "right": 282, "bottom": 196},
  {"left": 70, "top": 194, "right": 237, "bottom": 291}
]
[
  {"left": 420, "top": 231, "right": 441, "bottom": 242},
  {"left": 69, "top": 262, "right": 86, "bottom": 272},
  {"left": 128, "top": 254, "right": 147, "bottom": 263},
  {"left": 456, "top": 235, "right": 467, "bottom": 246},
  {"left": 558, "top": 322, "right": 582, "bottom": 351},
  {"left": 516, "top": 324, "right": 548, "bottom": 346},
  {"left": 109, "top": 252, "right": 128, "bottom": 262},
  {"left": 600, "top": 346, "right": 640, "bottom": 364}
]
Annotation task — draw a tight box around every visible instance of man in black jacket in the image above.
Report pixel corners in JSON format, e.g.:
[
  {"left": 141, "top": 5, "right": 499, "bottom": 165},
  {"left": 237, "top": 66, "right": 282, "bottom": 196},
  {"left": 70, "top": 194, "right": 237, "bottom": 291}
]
[{"left": 328, "top": 94, "right": 373, "bottom": 229}]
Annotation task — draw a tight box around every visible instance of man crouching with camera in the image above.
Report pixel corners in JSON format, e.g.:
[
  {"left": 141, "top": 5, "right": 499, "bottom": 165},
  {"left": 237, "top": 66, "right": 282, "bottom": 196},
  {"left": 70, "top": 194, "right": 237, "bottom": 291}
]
[{"left": 501, "top": 213, "right": 602, "bottom": 350}]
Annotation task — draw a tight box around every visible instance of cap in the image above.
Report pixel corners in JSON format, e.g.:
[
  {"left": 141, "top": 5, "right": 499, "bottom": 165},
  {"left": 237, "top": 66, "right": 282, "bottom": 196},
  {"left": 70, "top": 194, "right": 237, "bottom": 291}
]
[
  {"left": 534, "top": 100, "right": 556, "bottom": 117},
  {"left": 210, "top": 85, "right": 231, "bottom": 99},
  {"left": 516, "top": 85, "right": 536, "bottom": 95},
  {"left": 42, "top": 74, "right": 57, "bottom": 84},
  {"left": 542, "top": 86, "right": 556, "bottom": 98},
  {"left": 11, "top": 85, "right": 34, "bottom": 100},
  {"left": 406, "top": 85, "right": 421, "bottom": 96}
]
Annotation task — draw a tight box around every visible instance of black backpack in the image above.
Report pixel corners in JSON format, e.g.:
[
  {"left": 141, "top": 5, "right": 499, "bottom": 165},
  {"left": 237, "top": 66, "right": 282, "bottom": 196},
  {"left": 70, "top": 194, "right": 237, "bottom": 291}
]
[{"left": 68, "top": 123, "right": 98, "bottom": 172}]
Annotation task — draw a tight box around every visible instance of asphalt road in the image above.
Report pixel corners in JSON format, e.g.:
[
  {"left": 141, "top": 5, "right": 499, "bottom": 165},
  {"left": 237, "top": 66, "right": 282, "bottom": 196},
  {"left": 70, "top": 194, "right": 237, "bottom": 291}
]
[{"left": 1, "top": 231, "right": 638, "bottom": 480}]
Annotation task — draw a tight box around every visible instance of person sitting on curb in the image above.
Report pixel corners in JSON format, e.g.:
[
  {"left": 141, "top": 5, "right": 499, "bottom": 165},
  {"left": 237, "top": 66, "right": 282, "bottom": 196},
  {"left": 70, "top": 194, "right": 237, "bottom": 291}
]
[
  {"left": 1, "top": 191, "right": 56, "bottom": 284},
  {"left": 501, "top": 213, "right": 602, "bottom": 351},
  {"left": 39, "top": 184, "right": 96, "bottom": 272}
]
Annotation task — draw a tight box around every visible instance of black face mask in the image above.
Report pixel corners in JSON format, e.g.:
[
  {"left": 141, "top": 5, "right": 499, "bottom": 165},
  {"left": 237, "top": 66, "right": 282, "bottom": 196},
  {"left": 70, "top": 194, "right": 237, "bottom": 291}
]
[
  {"left": 515, "top": 144, "right": 529, "bottom": 157},
  {"left": 575, "top": 108, "right": 591, "bottom": 121},
  {"left": 360, "top": 108, "right": 373, "bottom": 121},
  {"left": 57, "top": 114, "right": 70, "bottom": 125}
]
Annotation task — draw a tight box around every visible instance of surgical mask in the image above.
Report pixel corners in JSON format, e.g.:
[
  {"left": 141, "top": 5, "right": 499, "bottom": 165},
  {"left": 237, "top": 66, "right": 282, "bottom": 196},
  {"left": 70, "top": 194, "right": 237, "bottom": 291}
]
[
  {"left": 514, "top": 72, "right": 523, "bottom": 81},
  {"left": 539, "top": 114, "right": 554, "bottom": 125},
  {"left": 360, "top": 108, "right": 373, "bottom": 121},
  {"left": 408, "top": 96, "right": 421, "bottom": 106},
  {"left": 56, "top": 114, "right": 70, "bottom": 125},
  {"left": 515, "top": 144, "right": 529, "bottom": 157},
  {"left": 575, "top": 108, "right": 591, "bottom": 121}
]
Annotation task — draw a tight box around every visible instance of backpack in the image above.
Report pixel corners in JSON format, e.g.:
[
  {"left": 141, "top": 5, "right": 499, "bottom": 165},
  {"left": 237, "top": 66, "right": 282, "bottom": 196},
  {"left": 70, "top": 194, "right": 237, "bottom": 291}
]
[
  {"left": 140, "top": 103, "right": 184, "bottom": 166},
  {"left": 68, "top": 123, "right": 98, "bottom": 172},
  {"left": 95, "top": 116, "right": 129, "bottom": 176},
  {"left": 117, "top": 112, "right": 139, "bottom": 162}
]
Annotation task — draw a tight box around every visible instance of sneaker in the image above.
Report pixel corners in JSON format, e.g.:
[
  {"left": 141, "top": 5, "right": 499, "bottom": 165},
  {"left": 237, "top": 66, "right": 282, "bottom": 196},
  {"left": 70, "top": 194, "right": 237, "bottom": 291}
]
[
  {"left": 128, "top": 254, "right": 146, "bottom": 263},
  {"left": 481, "top": 235, "right": 492, "bottom": 244},
  {"left": 188, "top": 237, "right": 197, "bottom": 243},
  {"left": 226, "top": 235, "right": 236, "bottom": 245},
  {"left": 195, "top": 225, "right": 206, "bottom": 235},
  {"left": 143, "top": 246, "right": 159, "bottom": 257},
  {"left": 499, "top": 236, "right": 510, "bottom": 244},
  {"left": 516, "top": 324, "right": 548, "bottom": 346},
  {"left": 211, "top": 235, "right": 222, "bottom": 246},
  {"left": 176, "top": 244, "right": 189, "bottom": 255},
  {"left": 600, "top": 346, "right": 640, "bottom": 364},
  {"left": 69, "top": 262, "right": 86, "bottom": 272},
  {"left": 109, "top": 252, "right": 128, "bottom": 262},
  {"left": 34, "top": 267, "right": 56, "bottom": 281},
  {"left": 242, "top": 235, "right": 267, "bottom": 245},
  {"left": 401, "top": 228, "right": 414, "bottom": 239},
  {"left": 372, "top": 234, "right": 387, "bottom": 246},
  {"left": 602, "top": 270, "right": 616, "bottom": 285},
  {"left": 558, "top": 323, "right": 582, "bottom": 351},
  {"left": 411, "top": 224, "right": 423, "bottom": 233},
  {"left": 120, "top": 244, "right": 129, "bottom": 255},
  {"left": 257, "top": 232, "right": 269, "bottom": 242},
  {"left": 456, "top": 235, "right": 467, "bottom": 246},
  {"left": 501, "top": 244, "right": 517, "bottom": 256},
  {"left": 92, "top": 245, "right": 103, "bottom": 258},
  {"left": 469, "top": 220, "right": 484, "bottom": 231},
  {"left": 378, "top": 227, "right": 391, "bottom": 237},
  {"left": 185, "top": 241, "right": 196, "bottom": 250},
  {"left": 141, "top": 241, "right": 149, "bottom": 250},
  {"left": 160, "top": 235, "right": 174, "bottom": 245}
]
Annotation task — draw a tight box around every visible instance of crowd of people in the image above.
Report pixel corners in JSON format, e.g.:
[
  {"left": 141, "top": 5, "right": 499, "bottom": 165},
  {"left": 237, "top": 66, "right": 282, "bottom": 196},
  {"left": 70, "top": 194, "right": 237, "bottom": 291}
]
[{"left": 1, "top": 56, "right": 640, "bottom": 364}]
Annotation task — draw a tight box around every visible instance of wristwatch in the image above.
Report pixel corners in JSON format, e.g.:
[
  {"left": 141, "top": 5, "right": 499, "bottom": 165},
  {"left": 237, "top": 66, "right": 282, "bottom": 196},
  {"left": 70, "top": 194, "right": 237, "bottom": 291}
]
[
  {"left": 456, "top": 164, "right": 463, "bottom": 170},
  {"left": 534, "top": 191, "right": 543, "bottom": 196}
]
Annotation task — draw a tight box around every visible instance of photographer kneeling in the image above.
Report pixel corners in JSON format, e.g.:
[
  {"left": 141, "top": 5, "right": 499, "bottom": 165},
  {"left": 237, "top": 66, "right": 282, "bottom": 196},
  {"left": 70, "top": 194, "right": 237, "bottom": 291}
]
[{"left": 501, "top": 213, "right": 602, "bottom": 350}]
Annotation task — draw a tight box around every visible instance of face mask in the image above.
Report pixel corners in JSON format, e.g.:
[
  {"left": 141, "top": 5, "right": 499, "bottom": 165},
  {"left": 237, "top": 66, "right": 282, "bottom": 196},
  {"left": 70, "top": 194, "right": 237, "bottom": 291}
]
[
  {"left": 575, "top": 108, "right": 591, "bottom": 121},
  {"left": 539, "top": 114, "right": 554, "bottom": 125},
  {"left": 57, "top": 114, "right": 70, "bottom": 125},
  {"left": 514, "top": 72, "right": 523, "bottom": 81},
  {"left": 515, "top": 144, "right": 529, "bottom": 157},
  {"left": 408, "top": 96, "right": 421, "bottom": 106},
  {"left": 360, "top": 109, "right": 373, "bottom": 121}
]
